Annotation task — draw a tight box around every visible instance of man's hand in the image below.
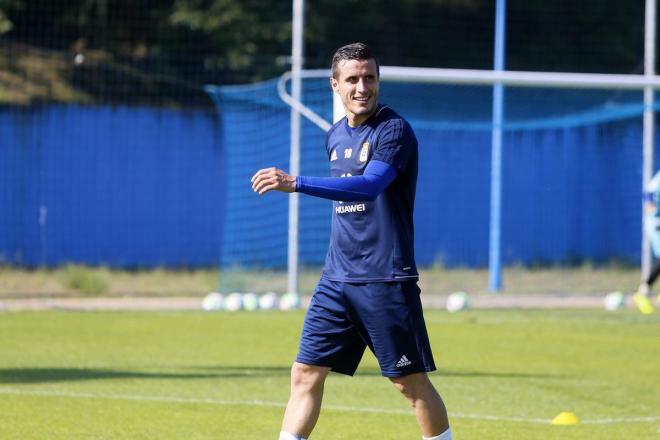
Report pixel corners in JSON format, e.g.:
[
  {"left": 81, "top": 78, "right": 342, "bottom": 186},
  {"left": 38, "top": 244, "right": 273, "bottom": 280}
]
[{"left": 251, "top": 167, "right": 297, "bottom": 195}]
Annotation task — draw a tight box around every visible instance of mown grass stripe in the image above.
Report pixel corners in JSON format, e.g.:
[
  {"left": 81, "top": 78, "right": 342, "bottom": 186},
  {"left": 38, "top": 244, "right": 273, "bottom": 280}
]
[{"left": 1, "top": 387, "right": 657, "bottom": 425}]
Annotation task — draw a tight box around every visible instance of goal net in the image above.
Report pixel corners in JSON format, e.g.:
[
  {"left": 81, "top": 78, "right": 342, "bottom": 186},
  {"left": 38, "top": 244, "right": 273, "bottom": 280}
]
[{"left": 206, "top": 68, "right": 656, "bottom": 296}]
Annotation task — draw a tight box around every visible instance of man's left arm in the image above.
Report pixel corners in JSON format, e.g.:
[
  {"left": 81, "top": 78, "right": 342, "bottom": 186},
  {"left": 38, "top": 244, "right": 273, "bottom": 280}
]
[{"left": 370, "top": 119, "right": 414, "bottom": 172}]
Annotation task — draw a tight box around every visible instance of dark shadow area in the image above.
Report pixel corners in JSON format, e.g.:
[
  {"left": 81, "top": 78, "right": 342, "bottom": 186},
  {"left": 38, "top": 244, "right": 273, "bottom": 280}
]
[
  {"left": 433, "top": 369, "right": 563, "bottom": 379},
  {"left": 198, "top": 365, "right": 564, "bottom": 380},
  {"left": 0, "top": 365, "right": 563, "bottom": 384},
  {"left": 354, "top": 367, "right": 563, "bottom": 379},
  {"left": 0, "top": 365, "right": 291, "bottom": 384},
  {"left": 0, "top": 368, "right": 218, "bottom": 384},
  {"left": 192, "top": 365, "right": 293, "bottom": 378}
]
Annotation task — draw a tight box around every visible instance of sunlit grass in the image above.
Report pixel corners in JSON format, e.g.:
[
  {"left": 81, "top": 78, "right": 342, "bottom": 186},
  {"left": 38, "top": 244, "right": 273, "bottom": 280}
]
[{"left": 0, "top": 309, "right": 657, "bottom": 439}]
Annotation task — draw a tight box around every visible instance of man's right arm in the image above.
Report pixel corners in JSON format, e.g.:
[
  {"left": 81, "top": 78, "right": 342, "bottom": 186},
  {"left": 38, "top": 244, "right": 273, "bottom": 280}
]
[
  {"left": 251, "top": 160, "right": 397, "bottom": 202},
  {"left": 296, "top": 160, "right": 397, "bottom": 202}
]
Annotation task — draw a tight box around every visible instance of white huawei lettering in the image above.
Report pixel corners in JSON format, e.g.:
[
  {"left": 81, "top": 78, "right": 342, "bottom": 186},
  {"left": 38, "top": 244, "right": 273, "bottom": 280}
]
[{"left": 335, "top": 203, "right": 366, "bottom": 214}]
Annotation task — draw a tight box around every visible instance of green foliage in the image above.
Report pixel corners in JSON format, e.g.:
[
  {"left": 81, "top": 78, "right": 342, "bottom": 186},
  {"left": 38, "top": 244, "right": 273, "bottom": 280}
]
[
  {"left": 0, "top": 10, "right": 12, "bottom": 34},
  {"left": 58, "top": 264, "right": 110, "bottom": 295},
  {"left": 0, "top": 0, "right": 647, "bottom": 106},
  {"left": 168, "top": 0, "right": 291, "bottom": 82}
]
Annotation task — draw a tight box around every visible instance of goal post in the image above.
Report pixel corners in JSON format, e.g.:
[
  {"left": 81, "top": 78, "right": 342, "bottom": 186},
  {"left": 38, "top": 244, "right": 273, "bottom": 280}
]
[{"left": 278, "top": 65, "right": 660, "bottom": 293}]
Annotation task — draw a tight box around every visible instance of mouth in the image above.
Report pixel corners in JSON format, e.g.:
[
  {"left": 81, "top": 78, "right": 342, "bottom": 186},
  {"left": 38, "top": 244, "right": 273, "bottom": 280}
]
[{"left": 353, "top": 96, "right": 371, "bottom": 104}]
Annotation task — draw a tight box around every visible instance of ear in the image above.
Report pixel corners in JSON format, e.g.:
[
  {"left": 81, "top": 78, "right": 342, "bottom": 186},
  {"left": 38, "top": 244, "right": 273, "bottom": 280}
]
[{"left": 330, "top": 77, "right": 339, "bottom": 93}]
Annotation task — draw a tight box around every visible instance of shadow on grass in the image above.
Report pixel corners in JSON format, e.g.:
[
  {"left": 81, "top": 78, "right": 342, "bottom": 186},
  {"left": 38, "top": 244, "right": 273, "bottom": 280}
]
[
  {"left": 353, "top": 367, "right": 562, "bottom": 379},
  {"left": 0, "top": 366, "right": 292, "bottom": 384},
  {"left": 0, "top": 368, "right": 219, "bottom": 384},
  {"left": 432, "top": 369, "right": 562, "bottom": 379},
  {"left": 0, "top": 365, "right": 563, "bottom": 384},
  {"left": 199, "top": 365, "right": 562, "bottom": 379},
  {"left": 192, "top": 365, "right": 385, "bottom": 378}
]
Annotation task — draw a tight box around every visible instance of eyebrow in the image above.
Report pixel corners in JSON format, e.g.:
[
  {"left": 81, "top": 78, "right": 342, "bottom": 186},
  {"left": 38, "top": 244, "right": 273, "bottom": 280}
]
[{"left": 345, "top": 73, "right": 376, "bottom": 80}]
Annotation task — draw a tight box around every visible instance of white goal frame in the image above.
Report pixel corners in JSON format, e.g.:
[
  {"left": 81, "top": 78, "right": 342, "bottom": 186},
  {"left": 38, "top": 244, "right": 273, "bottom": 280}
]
[
  {"left": 279, "top": 65, "right": 660, "bottom": 293},
  {"left": 283, "top": 0, "right": 657, "bottom": 295}
]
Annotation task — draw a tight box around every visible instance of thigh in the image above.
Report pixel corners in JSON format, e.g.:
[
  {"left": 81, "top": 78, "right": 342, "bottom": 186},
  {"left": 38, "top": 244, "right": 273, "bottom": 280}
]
[
  {"left": 346, "top": 281, "right": 437, "bottom": 377},
  {"left": 644, "top": 215, "right": 660, "bottom": 257},
  {"left": 296, "top": 278, "right": 367, "bottom": 376}
]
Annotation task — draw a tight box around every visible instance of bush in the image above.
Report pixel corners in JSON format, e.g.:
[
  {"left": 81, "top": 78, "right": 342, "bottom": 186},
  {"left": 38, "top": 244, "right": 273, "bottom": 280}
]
[{"left": 58, "top": 265, "right": 110, "bottom": 295}]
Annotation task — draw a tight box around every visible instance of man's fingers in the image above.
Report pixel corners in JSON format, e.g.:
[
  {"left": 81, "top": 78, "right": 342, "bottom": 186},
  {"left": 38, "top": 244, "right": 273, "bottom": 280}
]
[
  {"left": 251, "top": 167, "right": 292, "bottom": 195},
  {"left": 251, "top": 174, "right": 264, "bottom": 191},
  {"left": 253, "top": 175, "right": 276, "bottom": 194},
  {"left": 255, "top": 177, "right": 278, "bottom": 195},
  {"left": 251, "top": 167, "right": 274, "bottom": 183},
  {"left": 252, "top": 177, "right": 265, "bottom": 193},
  {"left": 251, "top": 169, "right": 267, "bottom": 183},
  {"left": 251, "top": 172, "right": 272, "bottom": 191},
  {"left": 258, "top": 182, "right": 278, "bottom": 195}
]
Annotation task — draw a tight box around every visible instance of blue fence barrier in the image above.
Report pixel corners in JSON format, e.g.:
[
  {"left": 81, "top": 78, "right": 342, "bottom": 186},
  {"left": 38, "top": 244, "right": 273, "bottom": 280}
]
[
  {"left": 0, "top": 78, "right": 656, "bottom": 268},
  {"left": 209, "top": 79, "right": 652, "bottom": 268},
  {"left": 0, "top": 104, "right": 223, "bottom": 267}
]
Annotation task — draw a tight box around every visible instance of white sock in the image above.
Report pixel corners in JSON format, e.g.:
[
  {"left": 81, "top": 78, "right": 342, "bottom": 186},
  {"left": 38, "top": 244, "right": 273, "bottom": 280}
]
[
  {"left": 423, "top": 426, "right": 452, "bottom": 440},
  {"left": 279, "top": 430, "right": 307, "bottom": 440},
  {"left": 638, "top": 283, "right": 650, "bottom": 295}
]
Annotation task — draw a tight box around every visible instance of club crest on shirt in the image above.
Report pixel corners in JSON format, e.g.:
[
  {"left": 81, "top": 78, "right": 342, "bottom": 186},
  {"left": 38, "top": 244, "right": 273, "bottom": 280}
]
[
  {"left": 359, "top": 142, "right": 369, "bottom": 162},
  {"left": 330, "top": 149, "right": 338, "bottom": 161}
]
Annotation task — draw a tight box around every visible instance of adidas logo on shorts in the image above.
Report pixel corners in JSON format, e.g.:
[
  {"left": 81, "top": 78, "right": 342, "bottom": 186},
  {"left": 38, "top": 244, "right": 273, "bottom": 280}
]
[{"left": 396, "top": 355, "right": 412, "bottom": 368}]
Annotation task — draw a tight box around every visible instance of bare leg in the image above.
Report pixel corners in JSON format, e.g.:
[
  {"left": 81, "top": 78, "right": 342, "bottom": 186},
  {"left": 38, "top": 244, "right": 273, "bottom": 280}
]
[
  {"left": 390, "top": 372, "right": 449, "bottom": 437},
  {"left": 646, "top": 258, "right": 660, "bottom": 288},
  {"left": 281, "top": 362, "right": 331, "bottom": 438}
]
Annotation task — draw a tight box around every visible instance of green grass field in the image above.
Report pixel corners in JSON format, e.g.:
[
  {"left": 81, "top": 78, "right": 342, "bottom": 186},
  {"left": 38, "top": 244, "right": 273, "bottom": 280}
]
[{"left": 0, "top": 309, "right": 658, "bottom": 439}]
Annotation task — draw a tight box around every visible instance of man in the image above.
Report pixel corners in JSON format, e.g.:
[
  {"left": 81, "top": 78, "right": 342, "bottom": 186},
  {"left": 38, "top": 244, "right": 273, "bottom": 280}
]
[
  {"left": 251, "top": 42, "right": 452, "bottom": 440},
  {"left": 634, "top": 169, "right": 660, "bottom": 314}
]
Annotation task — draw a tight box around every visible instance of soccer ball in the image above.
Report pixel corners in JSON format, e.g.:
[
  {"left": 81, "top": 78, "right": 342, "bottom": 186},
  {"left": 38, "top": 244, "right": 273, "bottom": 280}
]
[
  {"left": 223, "top": 292, "right": 243, "bottom": 312},
  {"left": 604, "top": 291, "right": 625, "bottom": 311},
  {"left": 242, "top": 293, "right": 259, "bottom": 311},
  {"left": 279, "top": 292, "right": 301, "bottom": 311},
  {"left": 201, "top": 292, "right": 224, "bottom": 311},
  {"left": 258, "top": 291, "right": 279, "bottom": 310},
  {"left": 446, "top": 291, "right": 469, "bottom": 312}
]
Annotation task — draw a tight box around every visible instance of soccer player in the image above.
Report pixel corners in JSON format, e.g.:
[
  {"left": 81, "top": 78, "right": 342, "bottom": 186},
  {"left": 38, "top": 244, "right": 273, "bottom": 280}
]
[
  {"left": 634, "top": 169, "right": 660, "bottom": 314},
  {"left": 251, "top": 42, "right": 451, "bottom": 440}
]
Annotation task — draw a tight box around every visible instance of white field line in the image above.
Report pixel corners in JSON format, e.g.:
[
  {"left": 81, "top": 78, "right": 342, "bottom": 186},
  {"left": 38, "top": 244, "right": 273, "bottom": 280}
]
[{"left": 1, "top": 387, "right": 658, "bottom": 425}]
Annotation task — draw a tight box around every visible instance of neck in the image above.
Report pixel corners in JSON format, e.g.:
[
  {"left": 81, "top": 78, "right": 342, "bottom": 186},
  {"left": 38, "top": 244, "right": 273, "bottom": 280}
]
[{"left": 346, "top": 107, "right": 378, "bottom": 127}]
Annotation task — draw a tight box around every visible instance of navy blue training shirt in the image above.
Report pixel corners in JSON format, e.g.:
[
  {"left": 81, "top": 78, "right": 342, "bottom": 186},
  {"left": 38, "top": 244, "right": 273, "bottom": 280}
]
[{"left": 320, "top": 104, "right": 419, "bottom": 282}]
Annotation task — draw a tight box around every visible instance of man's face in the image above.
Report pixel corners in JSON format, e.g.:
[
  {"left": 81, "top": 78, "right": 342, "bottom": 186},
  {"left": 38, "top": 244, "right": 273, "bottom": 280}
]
[{"left": 330, "top": 58, "right": 379, "bottom": 126}]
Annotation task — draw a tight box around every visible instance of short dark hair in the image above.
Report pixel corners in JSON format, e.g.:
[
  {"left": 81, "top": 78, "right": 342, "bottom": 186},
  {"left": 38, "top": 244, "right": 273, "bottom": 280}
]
[{"left": 331, "top": 42, "right": 379, "bottom": 78}]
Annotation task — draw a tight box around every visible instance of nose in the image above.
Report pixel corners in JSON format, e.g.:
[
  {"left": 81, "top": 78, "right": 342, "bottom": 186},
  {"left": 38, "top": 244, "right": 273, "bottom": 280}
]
[{"left": 356, "top": 78, "right": 367, "bottom": 93}]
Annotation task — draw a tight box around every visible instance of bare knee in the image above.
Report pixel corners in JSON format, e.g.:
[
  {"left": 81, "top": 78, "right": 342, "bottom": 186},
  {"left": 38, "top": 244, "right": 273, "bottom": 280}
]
[
  {"left": 290, "top": 362, "right": 329, "bottom": 394},
  {"left": 390, "top": 372, "right": 436, "bottom": 405}
]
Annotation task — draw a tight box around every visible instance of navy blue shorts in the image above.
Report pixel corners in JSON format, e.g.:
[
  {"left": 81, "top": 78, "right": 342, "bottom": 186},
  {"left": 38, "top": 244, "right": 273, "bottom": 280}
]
[{"left": 296, "top": 277, "right": 436, "bottom": 377}]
